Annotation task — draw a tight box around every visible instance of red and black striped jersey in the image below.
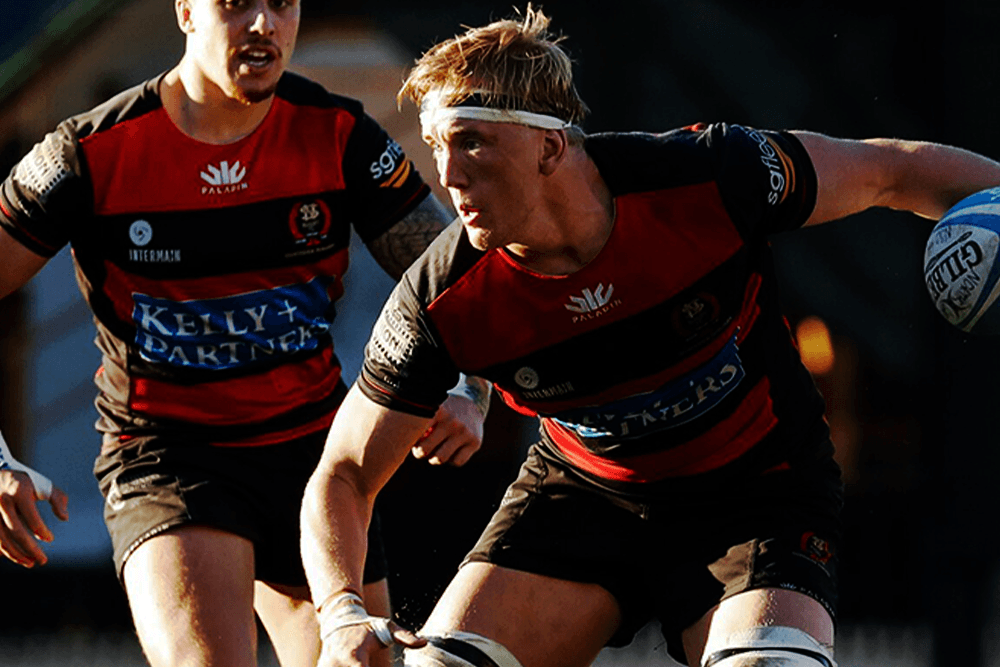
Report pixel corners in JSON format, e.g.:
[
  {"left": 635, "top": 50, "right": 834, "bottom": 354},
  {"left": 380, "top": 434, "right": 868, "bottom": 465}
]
[
  {"left": 0, "top": 72, "right": 430, "bottom": 445},
  {"left": 360, "top": 123, "right": 828, "bottom": 483}
]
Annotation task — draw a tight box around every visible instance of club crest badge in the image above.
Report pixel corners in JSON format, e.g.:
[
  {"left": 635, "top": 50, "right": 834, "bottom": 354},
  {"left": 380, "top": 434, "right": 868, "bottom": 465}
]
[{"left": 289, "top": 200, "right": 331, "bottom": 246}]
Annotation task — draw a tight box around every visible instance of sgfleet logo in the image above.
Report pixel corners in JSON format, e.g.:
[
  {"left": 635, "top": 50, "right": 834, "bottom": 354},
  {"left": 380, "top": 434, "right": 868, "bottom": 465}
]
[
  {"left": 200, "top": 160, "right": 248, "bottom": 195},
  {"left": 564, "top": 283, "right": 622, "bottom": 323},
  {"left": 132, "top": 278, "right": 334, "bottom": 370},
  {"left": 743, "top": 127, "right": 791, "bottom": 206},
  {"left": 369, "top": 139, "right": 406, "bottom": 181}
]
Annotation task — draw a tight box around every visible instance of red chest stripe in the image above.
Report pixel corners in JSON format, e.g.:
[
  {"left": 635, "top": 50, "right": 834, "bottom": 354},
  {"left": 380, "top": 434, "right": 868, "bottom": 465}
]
[
  {"left": 130, "top": 345, "right": 340, "bottom": 425},
  {"left": 429, "top": 183, "right": 743, "bottom": 370},
  {"left": 544, "top": 376, "right": 777, "bottom": 481},
  {"left": 81, "top": 100, "right": 355, "bottom": 215},
  {"left": 497, "top": 272, "right": 763, "bottom": 416}
]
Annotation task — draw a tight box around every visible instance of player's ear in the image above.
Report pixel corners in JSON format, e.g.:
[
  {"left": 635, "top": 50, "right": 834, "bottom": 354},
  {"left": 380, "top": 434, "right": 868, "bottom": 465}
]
[
  {"left": 176, "top": 0, "right": 194, "bottom": 33},
  {"left": 539, "top": 129, "right": 568, "bottom": 176}
]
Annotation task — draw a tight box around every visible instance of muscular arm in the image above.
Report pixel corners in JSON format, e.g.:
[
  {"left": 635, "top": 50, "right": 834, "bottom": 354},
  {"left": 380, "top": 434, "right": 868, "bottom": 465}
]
[
  {"left": 301, "top": 384, "right": 433, "bottom": 607},
  {"left": 793, "top": 132, "right": 1000, "bottom": 226},
  {"left": 365, "top": 193, "right": 454, "bottom": 280}
]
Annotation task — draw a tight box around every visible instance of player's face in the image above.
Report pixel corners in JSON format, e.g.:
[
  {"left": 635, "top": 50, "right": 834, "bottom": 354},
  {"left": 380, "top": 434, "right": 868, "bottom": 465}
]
[
  {"left": 424, "top": 118, "right": 545, "bottom": 252},
  {"left": 182, "top": 0, "right": 300, "bottom": 104}
]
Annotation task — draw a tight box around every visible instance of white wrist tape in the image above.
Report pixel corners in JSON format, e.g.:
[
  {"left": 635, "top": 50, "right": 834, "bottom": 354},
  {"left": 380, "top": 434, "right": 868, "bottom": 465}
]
[
  {"left": 0, "top": 430, "right": 53, "bottom": 501},
  {"left": 317, "top": 591, "right": 394, "bottom": 647}
]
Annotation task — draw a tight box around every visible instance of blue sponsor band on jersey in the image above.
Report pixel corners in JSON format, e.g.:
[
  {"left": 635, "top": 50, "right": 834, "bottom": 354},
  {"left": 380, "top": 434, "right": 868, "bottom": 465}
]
[
  {"left": 132, "top": 278, "right": 334, "bottom": 369},
  {"left": 552, "top": 335, "right": 745, "bottom": 441}
]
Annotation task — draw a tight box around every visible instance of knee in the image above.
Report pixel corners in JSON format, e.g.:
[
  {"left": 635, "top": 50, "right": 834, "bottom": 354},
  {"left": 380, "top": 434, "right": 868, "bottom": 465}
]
[
  {"left": 702, "top": 626, "right": 836, "bottom": 667},
  {"left": 404, "top": 631, "right": 523, "bottom": 667}
]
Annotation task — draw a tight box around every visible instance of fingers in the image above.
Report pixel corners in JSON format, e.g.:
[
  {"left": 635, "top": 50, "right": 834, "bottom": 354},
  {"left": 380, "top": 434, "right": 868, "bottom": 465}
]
[
  {"left": 389, "top": 621, "right": 427, "bottom": 649},
  {"left": 0, "top": 475, "right": 50, "bottom": 567},
  {"left": 0, "top": 498, "right": 39, "bottom": 567},
  {"left": 416, "top": 436, "right": 479, "bottom": 467},
  {"left": 412, "top": 427, "right": 470, "bottom": 466},
  {"left": 319, "top": 620, "right": 422, "bottom": 667},
  {"left": 411, "top": 396, "right": 485, "bottom": 466},
  {"left": 49, "top": 487, "right": 69, "bottom": 521}
]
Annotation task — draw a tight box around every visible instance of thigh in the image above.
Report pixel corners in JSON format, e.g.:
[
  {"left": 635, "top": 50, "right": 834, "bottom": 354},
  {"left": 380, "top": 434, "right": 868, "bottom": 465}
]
[
  {"left": 422, "top": 563, "right": 621, "bottom": 667},
  {"left": 97, "top": 431, "right": 326, "bottom": 586},
  {"left": 123, "top": 525, "right": 257, "bottom": 667},
  {"left": 255, "top": 580, "right": 321, "bottom": 667},
  {"left": 652, "top": 450, "right": 843, "bottom": 664}
]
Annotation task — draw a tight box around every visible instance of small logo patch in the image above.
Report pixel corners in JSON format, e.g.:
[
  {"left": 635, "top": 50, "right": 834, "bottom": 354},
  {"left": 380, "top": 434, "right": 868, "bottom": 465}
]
[
  {"left": 200, "top": 160, "right": 248, "bottom": 195},
  {"left": 671, "top": 293, "right": 722, "bottom": 338},
  {"left": 289, "top": 200, "right": 332, "bottom": 246},
  {"left": 800, "top": 531, "right": 833, "bottom": 564},
  {"left": 129, "top": 220, "right": 153, "bottom": 246},
  {"left": 514, "top": 367, "right": 540, "bottom": 390}
]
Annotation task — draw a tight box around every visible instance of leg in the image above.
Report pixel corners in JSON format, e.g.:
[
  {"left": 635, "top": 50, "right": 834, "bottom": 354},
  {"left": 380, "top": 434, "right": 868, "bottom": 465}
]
[
  {"left": 681, "top": 587, "right": 834, "bottom": 666},
  {"left": 416, "top": 562, "right": 621, "bottom": 667},
  {"left": 123, "top": 525, "right": 258, "bottom": 667},
  {"left": 254, "top": 577, "right": 393, "bottom": 667},
  {"left": 254, "top": 581, "right": 319, "bottom": 667}
]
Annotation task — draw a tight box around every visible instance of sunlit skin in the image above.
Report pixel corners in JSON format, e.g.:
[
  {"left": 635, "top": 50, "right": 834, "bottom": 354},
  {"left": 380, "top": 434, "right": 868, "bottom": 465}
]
[
  {"left": 423, "top": 116, "right": 615, "bottom": 275},
  {"left": 166, "top": 0, "right": 300, "bottom": 142},
  {"left": 425, "top": 118, "right": 548, "bottom": 252}
]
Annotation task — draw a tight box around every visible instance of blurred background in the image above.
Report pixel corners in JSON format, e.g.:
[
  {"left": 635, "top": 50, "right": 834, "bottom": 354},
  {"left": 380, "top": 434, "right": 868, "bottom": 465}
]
[{"left": 1, "top": 0, "right": 1000, "bottom": 665}]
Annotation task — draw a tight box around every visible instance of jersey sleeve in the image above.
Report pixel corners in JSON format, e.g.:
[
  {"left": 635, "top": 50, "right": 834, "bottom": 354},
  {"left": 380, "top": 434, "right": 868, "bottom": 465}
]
[
  {"left": 699, "top": 123, "right": 817, "bottom": 239},
  {"left": 358, "top": 275, "right": 460, "bottom": 417},
  {"left": 340, "top": 113, "right": 431, "bottom": 245},
  {"left": 0, "top": 123, "right": 87, "bottom": 256}
]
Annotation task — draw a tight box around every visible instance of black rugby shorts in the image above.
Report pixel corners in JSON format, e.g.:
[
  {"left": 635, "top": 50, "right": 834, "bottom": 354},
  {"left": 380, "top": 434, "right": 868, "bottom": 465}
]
[
  {"left": 464, "top": 439, "right": 843, "bottom": 664},
  {"left": 94, "top": 428, "right": 388, "bottom": 587}
]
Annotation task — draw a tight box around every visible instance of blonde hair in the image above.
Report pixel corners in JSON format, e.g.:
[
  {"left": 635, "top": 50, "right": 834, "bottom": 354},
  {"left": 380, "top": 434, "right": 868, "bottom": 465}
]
[{"left": 399, "top": 5, "right": 589, "bottom": 129}]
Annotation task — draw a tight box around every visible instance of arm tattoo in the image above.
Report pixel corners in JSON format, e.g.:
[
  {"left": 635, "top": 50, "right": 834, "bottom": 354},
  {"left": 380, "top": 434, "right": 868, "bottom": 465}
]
[
  {"left": 366, "top": 194, "right": 453, "bottom": 280},
  {"left": 448, "top": 373, "right": 493, "bottom": 418}
]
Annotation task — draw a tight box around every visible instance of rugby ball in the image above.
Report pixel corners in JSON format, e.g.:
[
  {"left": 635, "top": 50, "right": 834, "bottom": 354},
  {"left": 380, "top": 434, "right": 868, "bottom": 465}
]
[{"left": 924, "top": 186, "right": 1000, "bottom": 334}]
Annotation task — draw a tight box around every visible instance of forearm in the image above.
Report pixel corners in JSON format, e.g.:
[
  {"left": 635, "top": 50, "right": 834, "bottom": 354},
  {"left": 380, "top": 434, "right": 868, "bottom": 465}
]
[
  {"left": 301, "top": 468, "right": 373, "bottom": 607},
  {"left": 794, "top": 131, "right": 1000, "bottom": 226},
  {"left": 867, "top": 138, "right": 1000, "bottom": 219}
]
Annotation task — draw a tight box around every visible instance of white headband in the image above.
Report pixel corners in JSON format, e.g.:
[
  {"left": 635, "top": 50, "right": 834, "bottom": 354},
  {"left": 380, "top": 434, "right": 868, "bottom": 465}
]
[{"left": 419, "top": 89, "right": 569, "bottom": 135}]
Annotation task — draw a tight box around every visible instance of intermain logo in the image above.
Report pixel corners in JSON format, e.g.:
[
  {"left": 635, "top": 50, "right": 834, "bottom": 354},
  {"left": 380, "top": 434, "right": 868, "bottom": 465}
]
[
  {"left": 200, "top": 160, "right": 248, "bottom": 195},
  {"left": 565, "top": 283, "right": 614, "bottom": 314}
]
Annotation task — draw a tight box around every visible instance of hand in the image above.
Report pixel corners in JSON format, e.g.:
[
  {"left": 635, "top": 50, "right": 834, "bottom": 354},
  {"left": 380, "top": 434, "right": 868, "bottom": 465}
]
[
  {"left": 318, "top": 618, "right": 426, "bottom": 667},
  {"left": 411, "top": 394, "right": 485, "bottom": 466},
  {"left": 0, "top": 469, "right": 68, "bottom": 567}
]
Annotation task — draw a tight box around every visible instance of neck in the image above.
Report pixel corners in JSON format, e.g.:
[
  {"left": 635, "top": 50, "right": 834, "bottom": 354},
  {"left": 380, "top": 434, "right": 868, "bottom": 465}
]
[
  {"left": 505, "top": 150, "right": 615, "bottom": 276},
  {"left": 160, "top": 61, "right": 275, "bottom": 144}
]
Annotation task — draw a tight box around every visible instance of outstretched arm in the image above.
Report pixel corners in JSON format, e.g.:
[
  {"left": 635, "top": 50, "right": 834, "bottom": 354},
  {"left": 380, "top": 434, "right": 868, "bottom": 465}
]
[
  {"left": 793, "top": 132, "right": 1000, "bottom": 226},
  {"left": 301, "top": 384, "right": 432, "bottom": 665}
]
